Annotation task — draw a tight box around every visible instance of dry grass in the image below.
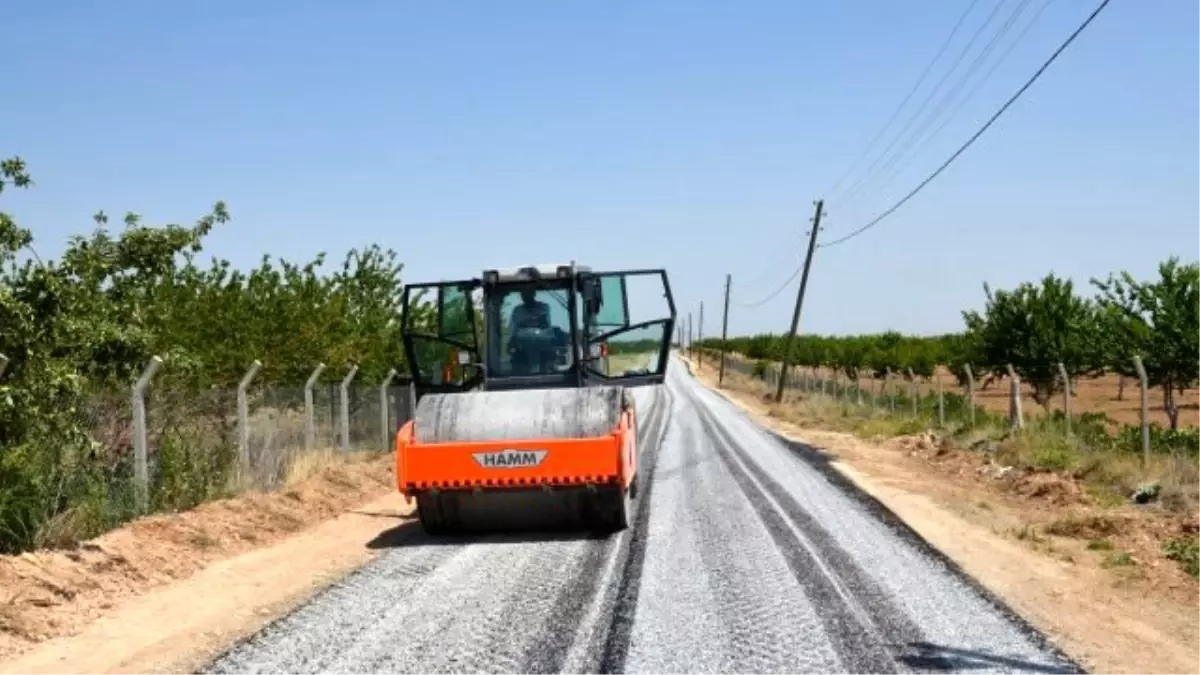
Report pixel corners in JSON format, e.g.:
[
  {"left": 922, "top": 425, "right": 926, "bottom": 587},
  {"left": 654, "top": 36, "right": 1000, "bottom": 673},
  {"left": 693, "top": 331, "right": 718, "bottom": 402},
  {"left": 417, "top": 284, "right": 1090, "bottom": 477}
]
[
  {"left": 605, "top": 352, "right": 659, "bottom": 376},
  {"left": 697, "top": 355, "right": 1200, "bottom": 585}
]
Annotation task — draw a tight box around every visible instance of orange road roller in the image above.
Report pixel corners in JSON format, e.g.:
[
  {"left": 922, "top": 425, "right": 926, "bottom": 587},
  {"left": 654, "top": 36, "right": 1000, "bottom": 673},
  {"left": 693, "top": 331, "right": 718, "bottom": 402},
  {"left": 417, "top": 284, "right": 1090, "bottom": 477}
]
[{"left": 394, "top": 262, "right": 676, "bottom": 534}]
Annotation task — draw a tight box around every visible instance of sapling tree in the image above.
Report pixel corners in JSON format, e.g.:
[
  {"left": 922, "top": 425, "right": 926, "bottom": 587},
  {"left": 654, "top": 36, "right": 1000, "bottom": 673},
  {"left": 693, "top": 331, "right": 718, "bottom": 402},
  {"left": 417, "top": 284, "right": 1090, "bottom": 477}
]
[
  {"left": 1092, "top": 258, "right": 1200, "bottom": 430},
  {"left": 962, "top": 273, "right": 1104, "bottom": 410}
]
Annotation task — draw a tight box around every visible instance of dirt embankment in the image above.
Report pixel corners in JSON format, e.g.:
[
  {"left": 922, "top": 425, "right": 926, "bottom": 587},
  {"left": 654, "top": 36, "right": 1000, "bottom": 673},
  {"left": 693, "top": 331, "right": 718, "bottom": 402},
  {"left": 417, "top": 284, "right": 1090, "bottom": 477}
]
[
  {"left": 0, "top": 451, "right": 413, "bottom": 673},
  {"left": 683, "top": 354, "right": 1199, "bottom": 675}
]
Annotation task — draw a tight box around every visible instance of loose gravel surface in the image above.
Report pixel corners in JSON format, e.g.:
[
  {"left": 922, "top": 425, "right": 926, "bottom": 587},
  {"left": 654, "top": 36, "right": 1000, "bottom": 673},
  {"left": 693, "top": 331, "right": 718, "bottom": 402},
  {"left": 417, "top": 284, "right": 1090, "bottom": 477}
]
[{"left": 205, "top": 356, "right": 1083, "bottom": 674}]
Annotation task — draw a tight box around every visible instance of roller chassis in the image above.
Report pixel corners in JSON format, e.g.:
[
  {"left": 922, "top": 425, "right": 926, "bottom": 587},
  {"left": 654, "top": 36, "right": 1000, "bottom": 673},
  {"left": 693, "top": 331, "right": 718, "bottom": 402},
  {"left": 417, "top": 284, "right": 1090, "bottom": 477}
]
[{"left": 397, "top": 263, "right": 673, "bottom": 536}]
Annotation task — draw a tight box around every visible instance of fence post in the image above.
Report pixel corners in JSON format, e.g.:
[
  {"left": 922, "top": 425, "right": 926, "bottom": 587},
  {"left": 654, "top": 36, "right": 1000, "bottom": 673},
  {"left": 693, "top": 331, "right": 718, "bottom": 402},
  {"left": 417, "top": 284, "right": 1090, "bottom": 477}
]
[
  {"left": 964, "top": 364, "right": 976, "bottom": 427},
  {"left": 340, "top": 364, "right": 359, "bottom": 451},
  {"left": 304, "top": 363, "right": 326, "bottom": 451},
  {"left": 1005, "top": 363, "right": 1023, "bottom": 431},
  {"left": 407, "top": 381, "right": 418, "bottom": 422},
  {"left": 380, "top": 368, "right": 397, "bottom": 451},
  {"left": 1056, "top": 362, "right": 1071, "bottom": 437},
  {"left": 936, "top": 367, "right": 945, "bottom": 427},
  {"left": 237, "top": 360, "right": 263, "bottom": 480},
  {"left": 1132, "top": 356, "right": 1150, "bottom": 464},
  {"left": 131, "top": 356, "right": 164, "bottom": 512},
  {"left": 885, "top": 367, "right": 894, "bottom": 411},
  {"left": 0, "top": 353, "right": 8, "bottom": 379},
  {"left": 906, "top": 367, "right": 917, "bottom": 417}
]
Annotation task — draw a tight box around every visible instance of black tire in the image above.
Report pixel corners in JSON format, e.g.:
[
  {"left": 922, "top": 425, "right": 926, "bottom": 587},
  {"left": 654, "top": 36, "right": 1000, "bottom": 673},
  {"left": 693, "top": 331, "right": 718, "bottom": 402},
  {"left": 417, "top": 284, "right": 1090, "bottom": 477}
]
[
  {"left": 416, "top": 492, "right": 451, "bottom": 535},
  {"left": 588, "top": 486, "right": 631, "bottom": 534}
]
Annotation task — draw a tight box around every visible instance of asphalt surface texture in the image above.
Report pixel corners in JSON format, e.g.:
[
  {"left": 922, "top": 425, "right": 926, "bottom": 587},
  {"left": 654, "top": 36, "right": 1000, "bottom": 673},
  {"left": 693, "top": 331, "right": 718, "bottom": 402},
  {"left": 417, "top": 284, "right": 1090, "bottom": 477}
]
[{"left": 205, "top": 355, "right": 1083, "bottom": 674}]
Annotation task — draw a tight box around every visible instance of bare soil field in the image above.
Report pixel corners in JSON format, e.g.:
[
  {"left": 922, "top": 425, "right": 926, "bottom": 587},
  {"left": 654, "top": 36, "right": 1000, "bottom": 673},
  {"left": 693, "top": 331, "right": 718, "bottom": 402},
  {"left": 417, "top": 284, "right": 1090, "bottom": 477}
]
[{"left": 684, "top": 354, "right": 1199, "bottom": 675}]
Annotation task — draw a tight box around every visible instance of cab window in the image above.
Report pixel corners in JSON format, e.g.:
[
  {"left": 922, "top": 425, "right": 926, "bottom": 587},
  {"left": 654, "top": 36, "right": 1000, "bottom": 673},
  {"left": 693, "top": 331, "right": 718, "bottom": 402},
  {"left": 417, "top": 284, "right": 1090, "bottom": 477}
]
[{"left": 487, "top": 286, "right": 575, "bottom": 377}]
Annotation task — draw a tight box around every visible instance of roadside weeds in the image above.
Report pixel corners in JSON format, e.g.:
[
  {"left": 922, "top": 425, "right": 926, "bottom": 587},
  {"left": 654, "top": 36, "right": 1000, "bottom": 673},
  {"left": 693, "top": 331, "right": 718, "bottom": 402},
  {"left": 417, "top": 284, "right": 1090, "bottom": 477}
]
[{"left": 681, "top": 353, "right": 1199, "bottom": 675}]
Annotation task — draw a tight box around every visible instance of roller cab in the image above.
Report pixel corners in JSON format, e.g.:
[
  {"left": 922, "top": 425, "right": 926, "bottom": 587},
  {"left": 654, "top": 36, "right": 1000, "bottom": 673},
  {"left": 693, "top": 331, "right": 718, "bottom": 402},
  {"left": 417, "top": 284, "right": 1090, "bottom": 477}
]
[{"left": 397, "top": 262, "right": 675, "bottom": 534}]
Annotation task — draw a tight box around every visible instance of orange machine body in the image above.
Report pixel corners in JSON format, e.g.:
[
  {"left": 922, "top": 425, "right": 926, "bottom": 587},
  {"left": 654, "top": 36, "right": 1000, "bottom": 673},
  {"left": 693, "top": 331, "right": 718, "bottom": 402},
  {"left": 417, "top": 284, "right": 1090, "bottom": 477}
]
[{"left": 394, "top": 408, "right": 637, "bottom": 502}]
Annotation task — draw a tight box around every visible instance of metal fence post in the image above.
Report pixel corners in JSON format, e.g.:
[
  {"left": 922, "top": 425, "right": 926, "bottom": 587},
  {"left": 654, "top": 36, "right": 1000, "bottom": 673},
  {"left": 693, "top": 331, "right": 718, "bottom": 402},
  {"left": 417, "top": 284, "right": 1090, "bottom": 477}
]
[
  {"left": 1005, "top": 363, "right": 1023, "bottom": 431},
  {"left": 0, "top": 353, "right": 8, "bottom": 379},
  {"left": 304, "top": 363, "right": 326, "bottom": 451},
  {"left": 407, "top": 381, "right": 418, "bottom": 423},
  {"left": 936, "top": 368, "right": 945, "bottom": 428},
  {"left": 1057, "top": 362, "right": 1072, "bottom": 436},
  {"left": 340, "top": 364, "right": 359, "bottom": 451},
  {"left": 131, "top": 356, "right": 163, "bottom": 512},
  {"left": 907, "top": 367, "right": 917, "bottom": 417},
  {"left": 1132, "top": 356, "right": 1150, "bottom": 463},
  {"left": 237, "top": 360, "right": 263, "bottom": 479},
  {"left": 964, "top": 364, "right": 976, "bottom": 427},
  {"left": 885, "top": 367, "right": 894, "bottom": 411},
  {"left": 380, "top": 368, "right": 397, "bottom": 451}
]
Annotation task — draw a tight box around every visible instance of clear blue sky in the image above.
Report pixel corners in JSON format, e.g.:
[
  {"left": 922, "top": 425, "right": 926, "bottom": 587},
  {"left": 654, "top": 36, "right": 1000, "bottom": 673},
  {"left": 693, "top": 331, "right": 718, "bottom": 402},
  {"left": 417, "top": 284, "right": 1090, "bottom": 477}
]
[{"left": 5, "top": 0, "right": 1196, "bottom": 338}]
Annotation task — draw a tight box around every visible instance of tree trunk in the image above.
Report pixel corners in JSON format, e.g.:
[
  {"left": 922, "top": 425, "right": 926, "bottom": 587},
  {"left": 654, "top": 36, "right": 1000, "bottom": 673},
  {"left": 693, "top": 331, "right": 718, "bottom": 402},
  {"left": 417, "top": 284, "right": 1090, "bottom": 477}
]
[
  {"left": 1117, "top": 375, "right": 1125, "bottom": 401},
  {"left": 1164, "top": 385, "right": 1179, "bottom": 431},
  {"left": 1032, "top": 381, "right": 1053, "bottom": 411}
]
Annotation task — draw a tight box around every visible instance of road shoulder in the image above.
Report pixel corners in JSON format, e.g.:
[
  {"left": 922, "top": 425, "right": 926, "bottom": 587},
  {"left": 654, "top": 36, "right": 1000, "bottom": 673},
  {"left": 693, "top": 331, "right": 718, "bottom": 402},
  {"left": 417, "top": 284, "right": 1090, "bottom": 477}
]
[
  {"left": 679, "top": 354, "right": 1199, "bottom": 675},
  {"left": 0, "top": 454, "right": 414, "bottom": 674}
]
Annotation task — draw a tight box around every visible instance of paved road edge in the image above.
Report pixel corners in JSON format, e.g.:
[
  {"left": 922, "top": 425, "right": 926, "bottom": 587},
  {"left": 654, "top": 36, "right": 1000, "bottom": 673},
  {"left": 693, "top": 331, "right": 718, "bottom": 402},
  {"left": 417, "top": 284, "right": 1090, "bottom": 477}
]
[{"left": 671, "top": 352, "right": 1088, "bottom": 673}]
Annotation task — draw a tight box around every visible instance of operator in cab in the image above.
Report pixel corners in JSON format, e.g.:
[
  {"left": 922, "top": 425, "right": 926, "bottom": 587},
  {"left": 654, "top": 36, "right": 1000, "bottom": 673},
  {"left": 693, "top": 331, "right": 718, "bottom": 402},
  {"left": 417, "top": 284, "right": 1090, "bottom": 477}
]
[{"left": 509, "top": 288, "right": 550, "bottom": 330}]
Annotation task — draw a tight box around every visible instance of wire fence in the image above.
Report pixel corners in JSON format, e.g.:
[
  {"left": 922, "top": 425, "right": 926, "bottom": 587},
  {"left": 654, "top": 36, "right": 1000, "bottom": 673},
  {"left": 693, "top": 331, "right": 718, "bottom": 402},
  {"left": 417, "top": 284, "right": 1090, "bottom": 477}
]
[
  {"left": 12, "top": 359, "right": 417, "bottom": 528},
  {"left": 698, "top": 349, "right": 1198, "bottom": 462}
]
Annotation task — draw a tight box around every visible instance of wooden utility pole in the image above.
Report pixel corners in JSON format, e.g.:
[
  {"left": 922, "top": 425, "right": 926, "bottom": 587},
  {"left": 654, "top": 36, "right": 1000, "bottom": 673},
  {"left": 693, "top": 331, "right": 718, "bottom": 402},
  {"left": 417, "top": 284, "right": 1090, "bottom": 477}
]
[
  {"left": 697, "top": 302, "right": 704, "bottom": 368},
  {"left": 687, "top": 312, "right": 693, "bottom": 357},
  {"left": 775, "top": 199, "right": 824, "bottom": 403},
  {"left": 719, "top": 273, "right": 731, "bottom": 387}
]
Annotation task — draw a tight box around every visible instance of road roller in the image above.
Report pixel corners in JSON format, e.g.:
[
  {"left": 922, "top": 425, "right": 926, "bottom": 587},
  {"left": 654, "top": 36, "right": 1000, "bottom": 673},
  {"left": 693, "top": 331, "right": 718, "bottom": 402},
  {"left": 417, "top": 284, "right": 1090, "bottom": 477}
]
[{"left": 394, "top": 262, "right": 676, "bottom": 534}]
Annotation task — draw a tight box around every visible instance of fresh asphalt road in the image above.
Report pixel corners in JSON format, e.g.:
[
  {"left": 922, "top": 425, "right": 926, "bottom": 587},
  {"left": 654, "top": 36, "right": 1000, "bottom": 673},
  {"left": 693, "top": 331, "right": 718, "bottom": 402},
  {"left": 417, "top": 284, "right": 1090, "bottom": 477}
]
[{"left": 206, "top": 356, "right": 1081, "bottom": 674}]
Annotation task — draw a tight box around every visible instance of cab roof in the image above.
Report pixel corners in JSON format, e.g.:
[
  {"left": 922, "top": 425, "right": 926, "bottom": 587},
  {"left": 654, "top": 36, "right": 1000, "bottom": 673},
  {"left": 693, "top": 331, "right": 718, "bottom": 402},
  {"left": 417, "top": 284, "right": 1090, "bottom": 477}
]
[{"left": 482, "top": 262, "right": 593, "bottom": 283}]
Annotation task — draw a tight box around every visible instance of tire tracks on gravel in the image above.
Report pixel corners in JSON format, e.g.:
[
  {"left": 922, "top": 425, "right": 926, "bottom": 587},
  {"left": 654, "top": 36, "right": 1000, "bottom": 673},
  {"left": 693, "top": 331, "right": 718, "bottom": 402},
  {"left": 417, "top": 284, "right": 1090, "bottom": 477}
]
[
  {"left": 674, "top": 358, "right": 1082, "bottom": 674},
  {"left": 204, "top": 385, "right": 671, "bottom": 675}
]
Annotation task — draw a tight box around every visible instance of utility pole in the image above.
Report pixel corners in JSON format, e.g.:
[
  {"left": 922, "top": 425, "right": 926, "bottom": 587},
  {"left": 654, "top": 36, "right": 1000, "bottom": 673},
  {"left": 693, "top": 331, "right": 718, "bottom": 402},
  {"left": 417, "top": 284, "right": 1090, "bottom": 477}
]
[
  {"left": 698, "top": 302, "right": 704, "bottom": 369},
  {"left": 719, "top": 273, "right": 731, "bottom": 387},
  {"left": 775, "top": 199, "right": 824, "bottom": 403},
  {"left": 687, "top": 312, "right": 693, "bottom": 358}
]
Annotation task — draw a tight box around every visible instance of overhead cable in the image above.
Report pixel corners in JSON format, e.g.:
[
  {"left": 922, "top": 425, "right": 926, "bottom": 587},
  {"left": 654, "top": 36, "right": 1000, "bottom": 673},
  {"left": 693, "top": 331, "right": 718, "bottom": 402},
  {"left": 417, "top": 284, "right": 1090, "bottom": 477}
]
[{"left": 817, "top": 0, "right": 1114, "bottom": 250}]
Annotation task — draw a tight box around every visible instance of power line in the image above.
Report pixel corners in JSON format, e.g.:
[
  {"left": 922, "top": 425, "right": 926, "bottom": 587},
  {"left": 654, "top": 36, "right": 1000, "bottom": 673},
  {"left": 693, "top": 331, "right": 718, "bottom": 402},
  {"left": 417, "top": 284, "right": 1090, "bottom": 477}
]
[
  {"left": 732, "top": 262, "right": 803, "bottom": 308},
  {"left": 737, "top": 228, "right": 805, "bottom": 287},
  {"left": 830, "top": 0, "right": 1011, "bottom": 210},
  {"left": 818, "top": 0, "right": 1114, "bottom": 250},
  {"left": 861, "top": 0, "right": 1059, "bottom": 203},
  {"left": 840, "top": 0, "right": 1038, "bottom": 209},
  {"left": 823, "top": 0, "right": 983, "bottom": 200}
]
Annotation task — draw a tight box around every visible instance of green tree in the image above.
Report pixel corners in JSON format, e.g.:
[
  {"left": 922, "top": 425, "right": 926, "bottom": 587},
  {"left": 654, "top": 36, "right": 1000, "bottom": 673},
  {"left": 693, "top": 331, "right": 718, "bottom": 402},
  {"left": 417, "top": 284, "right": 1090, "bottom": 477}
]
[
  {"left": 961, "top": 273, "right": 1104, "bottom": 410},
  {"left": 1092, "top": 258, "right": 1200, "bottom": 430},
  {"left": 0, "top": 155, "right": 431, "bottom": 553}
]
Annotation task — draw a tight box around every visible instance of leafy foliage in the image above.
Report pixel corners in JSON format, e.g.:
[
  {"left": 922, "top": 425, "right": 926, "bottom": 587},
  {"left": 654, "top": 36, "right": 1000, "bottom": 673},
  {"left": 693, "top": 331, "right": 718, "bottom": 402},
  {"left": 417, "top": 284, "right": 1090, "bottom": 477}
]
[
  {"left": 1092, "top": 258, "right": 1200, "bottom": 430},
  {"left": 0, "top": 156, "right": 429, "bottom": 553},
  {"left": 961, "top": 274, "right": 1105, "bottom": 409},
  {"left": 697, "top": 257, "right": 1198, "bottom": 445}
]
